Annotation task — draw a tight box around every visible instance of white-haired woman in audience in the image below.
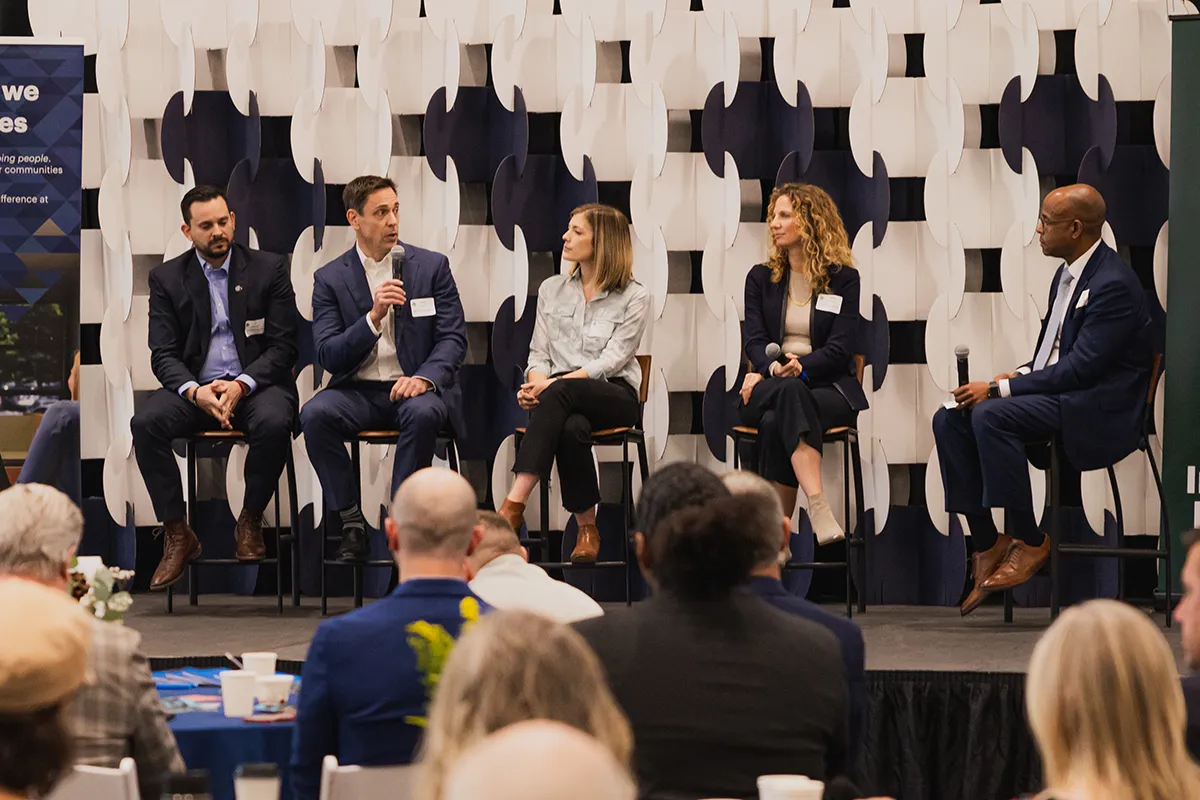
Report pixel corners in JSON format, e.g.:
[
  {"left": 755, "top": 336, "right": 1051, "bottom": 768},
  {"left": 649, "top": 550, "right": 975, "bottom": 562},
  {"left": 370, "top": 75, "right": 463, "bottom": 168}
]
[
  {"left": 1022, "top": 599, "right": 1200, "bottom": 800},
  {"left": 415, "top": 609, "right": 633, "bottom": 800}
]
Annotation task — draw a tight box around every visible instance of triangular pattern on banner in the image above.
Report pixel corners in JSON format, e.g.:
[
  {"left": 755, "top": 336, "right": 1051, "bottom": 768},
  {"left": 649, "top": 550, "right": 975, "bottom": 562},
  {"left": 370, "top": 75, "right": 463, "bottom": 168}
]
[
  {"left": 15, "top": 287, "right": 47, "bottom": 305},
  {"left": 33, "top": 218, "right": 66, "bottom": 237},
  {"left": 0, "top": 306, "right": 30, "bottom": 323}
]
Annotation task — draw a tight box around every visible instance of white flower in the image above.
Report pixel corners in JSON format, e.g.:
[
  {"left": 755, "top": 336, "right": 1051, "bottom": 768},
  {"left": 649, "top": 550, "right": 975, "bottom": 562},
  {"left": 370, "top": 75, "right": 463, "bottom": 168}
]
[
  {"left": 93, "top": 601, "right": 107, "bottom": 619},
  {"left": 108, "top": 593, "right": 133, "bottom": 613}
]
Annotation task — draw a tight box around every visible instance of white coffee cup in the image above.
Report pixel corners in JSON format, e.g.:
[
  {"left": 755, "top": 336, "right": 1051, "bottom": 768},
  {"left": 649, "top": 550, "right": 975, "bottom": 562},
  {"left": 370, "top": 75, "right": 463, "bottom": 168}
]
[
  {"left": 757, "top": 774, "right": 824, "bottom": 800},
  {"left": 242, "top": 652, "right": 277, "bottom": 676},
  {"left": 234, "top": 763, "right": 280, "bottom": 800},
  {"left": 219, "top": 670, "right": 258, "bottom": 717},
  {"left": 255, "top": 674, "right": 294, "bottom": 706}
]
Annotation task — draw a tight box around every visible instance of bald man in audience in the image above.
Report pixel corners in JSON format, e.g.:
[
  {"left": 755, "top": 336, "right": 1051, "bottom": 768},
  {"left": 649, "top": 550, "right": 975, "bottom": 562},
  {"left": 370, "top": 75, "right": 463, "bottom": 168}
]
[
  {"left": 933, "top": 184, "right": 1152, "bottom": 613},
  {"left": 443, "top": 721, "right": 635, "bottom": 800},
  {"left": 290, "top": 468, "right": 490, "bottom": 800},
  {"left": 723, "top": 469, "right": 867, "bottom": 771},
  {"left": 466, "top": 511, "right": 603, "bottom": 623}
]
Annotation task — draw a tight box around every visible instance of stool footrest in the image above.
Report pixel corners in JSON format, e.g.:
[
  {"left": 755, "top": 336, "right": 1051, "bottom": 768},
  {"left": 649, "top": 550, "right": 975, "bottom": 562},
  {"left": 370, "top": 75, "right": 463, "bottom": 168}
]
[
  {"left": 189, "top": 558, "right": 279, "bottom": 566},
  {"left": 321, "top": 559, "right": 395, "bottom": 567},
  {"left": 783, "top": 562, "right": 849, "bottom": 570},
  {"left": 529, "top": 561, "right": 627, "bottom": 569},
  {"left": 1056, "top": 544, "right": 1167, "bottom": 558}
]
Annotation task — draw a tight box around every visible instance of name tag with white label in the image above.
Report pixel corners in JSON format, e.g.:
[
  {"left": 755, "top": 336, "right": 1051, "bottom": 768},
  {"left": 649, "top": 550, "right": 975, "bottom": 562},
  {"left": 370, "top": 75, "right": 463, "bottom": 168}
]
[
  {"left": 1075, "top": 288, "right": 1089, "bottom": 309},
  {"left": 245, "top": 318, "right": 265, "bottom": 337},
  {"left": 815, "top": 293, "right": 843, "bottom": 314},
  {"left": 410, "top": 297, "right": 436, "bottom": 318}
]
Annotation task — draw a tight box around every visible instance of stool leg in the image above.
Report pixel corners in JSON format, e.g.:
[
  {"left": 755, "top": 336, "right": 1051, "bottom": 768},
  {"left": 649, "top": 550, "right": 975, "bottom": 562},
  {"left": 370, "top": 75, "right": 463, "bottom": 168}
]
[
  {"left": 1050, "top": 447, "right": 1061, "bottom": 621},
  {"left": 732, "top": 433, "right": 740, "bottom": 469},
  {"left": 187, "top": 441, "right": 199, "bottom": 608},
  {"left": 287, "top": 452, "right": 300, "bottom": 608},
  {"left": 321, "top": 508, "right": 328, "bottom": 617},
  {"left": 623, "top": 437, "right": 632, "bottom": 606},
  {"left": 167, "top": 584, "right": 174, "bottom": 614},
  {"left": 541, "top": 471, "right": 552, "bottom": 563},
  {"left": 850, "top": 436, "right": 867, "bottom": 614},
  {"left": 1004, "top": 590, "right": 1013, "bottom": 623},
  {"left": 275, "top": 481, "right": 283, "bottom": 616},
  {"left": 842, "top": 439, "right": 851, "bottom": 620},
  {"left": 634, "top": 438, "right": 649, "bottom": 605},
  {"left": 1149, "top": 446, "right": 1172, "bottom": 627}
]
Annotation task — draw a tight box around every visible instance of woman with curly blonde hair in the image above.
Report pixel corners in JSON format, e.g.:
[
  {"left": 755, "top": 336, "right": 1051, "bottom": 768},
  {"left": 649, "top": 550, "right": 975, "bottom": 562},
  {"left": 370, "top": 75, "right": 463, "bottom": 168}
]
[
  {"left": 414, "top": 609, "right": 633, "bottom": 800},
  {"left": 1021, "top": 599, "right": 1200, "bottom": 800},
  {"left": 739, "top": 183, "right": 868, "bottom": 546}
]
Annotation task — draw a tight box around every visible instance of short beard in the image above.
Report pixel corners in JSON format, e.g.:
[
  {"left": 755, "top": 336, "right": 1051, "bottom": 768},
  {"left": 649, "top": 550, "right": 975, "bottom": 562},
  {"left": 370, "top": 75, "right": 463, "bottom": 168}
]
[{"left": 195, "top": 238, "right": 230, "bottom": 263}]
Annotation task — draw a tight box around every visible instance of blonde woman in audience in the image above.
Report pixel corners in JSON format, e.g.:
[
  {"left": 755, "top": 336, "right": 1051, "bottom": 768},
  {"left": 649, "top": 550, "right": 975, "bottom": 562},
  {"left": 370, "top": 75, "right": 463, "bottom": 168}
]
[
  {"left": 415, "top": 609, "right": 632, "bottom": 800},
  {"left": 1024, "top": 599, "right": 1200, "bottom": 800}
]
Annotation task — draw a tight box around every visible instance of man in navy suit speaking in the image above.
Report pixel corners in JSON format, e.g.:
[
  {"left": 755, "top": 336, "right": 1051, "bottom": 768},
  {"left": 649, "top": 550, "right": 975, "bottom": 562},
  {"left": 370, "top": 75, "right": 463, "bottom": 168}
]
[
  {"left": 933, "top": 184, "right": 1151, "bottom": 615},
  {"left": 301, "top": 176, "right": 467, "bottom": 562}
]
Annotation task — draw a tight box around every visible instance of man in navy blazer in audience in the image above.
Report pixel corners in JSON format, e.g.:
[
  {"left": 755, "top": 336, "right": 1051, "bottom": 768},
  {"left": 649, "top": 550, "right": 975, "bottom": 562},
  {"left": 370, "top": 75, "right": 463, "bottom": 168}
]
[
  {"left": 1175, "top": 529, "right": 1200, "bottom": 759},
  {"left": 933, "top": 184, "right": 1152, "bottom": 615},
  {"left": 722, "top": 469, "right": 868, "bottom": 770},
  {"left": 290, "top": 467, "right": 488, "bottom": 800},
  {"left": 301, "top": 175, "right": 467, "bottom": 562}
]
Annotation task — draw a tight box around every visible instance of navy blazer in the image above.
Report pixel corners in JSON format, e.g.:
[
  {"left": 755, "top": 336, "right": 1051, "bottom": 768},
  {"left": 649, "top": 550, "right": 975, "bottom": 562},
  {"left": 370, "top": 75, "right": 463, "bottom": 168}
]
[
  {"left": 1007, "top": 242, "right": 1151, "bottom": 470},
  {"left": 147, "top": 243, "right": 298, "bottom": 397},
  {"left": 748, "top": 577, "right": 867, "bottom": 771},
  {"left": 310, "top": 242, "right": 468, "bottom": 434},
  {"left": 743, "top": 263, "right": 868, "bottom": 412},
  {"left": 289, "top": 579, "right": 488, "bottom": 800}
]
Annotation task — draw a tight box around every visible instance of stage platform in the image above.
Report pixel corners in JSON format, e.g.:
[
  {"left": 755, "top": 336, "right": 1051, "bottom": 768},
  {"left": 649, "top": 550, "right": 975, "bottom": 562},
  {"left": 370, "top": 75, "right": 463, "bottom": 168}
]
[{"left": 128, "top": 597, "right": 1184, "bottom": 673}]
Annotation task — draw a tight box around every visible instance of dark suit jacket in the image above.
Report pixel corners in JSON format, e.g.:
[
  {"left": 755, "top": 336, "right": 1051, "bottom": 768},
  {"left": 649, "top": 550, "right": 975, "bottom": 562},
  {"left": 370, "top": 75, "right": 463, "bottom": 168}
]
[
  {"left": 290, "top": 579, "right": 488, "bottom": 800},
  {"left": 575, "top": 591, "right": 848, "bottom": 800},
  {"left": 310, "top": 242, "right": 467, "bottom": 434},
  {"left": 147, "top": 243, "right": 298, "bottom": 396},
  {"left": 743, "top": 263, "right": 868, "bottom": 411},
  {"left": 747, "top": 576, "right": 867, "bottom": 771},
  {"left": 1183, "top": 675, "right": 1200, "bottom": 761},
  {"left": 1007, "top": 241, "right": 1151, "bottom": 470}
]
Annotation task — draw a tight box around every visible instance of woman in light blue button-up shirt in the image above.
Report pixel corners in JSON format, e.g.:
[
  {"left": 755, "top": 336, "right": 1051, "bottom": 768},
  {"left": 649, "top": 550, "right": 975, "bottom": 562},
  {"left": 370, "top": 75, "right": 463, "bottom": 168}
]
[{"left": 495, "top": 204, "right": 650, "bottom": 564}]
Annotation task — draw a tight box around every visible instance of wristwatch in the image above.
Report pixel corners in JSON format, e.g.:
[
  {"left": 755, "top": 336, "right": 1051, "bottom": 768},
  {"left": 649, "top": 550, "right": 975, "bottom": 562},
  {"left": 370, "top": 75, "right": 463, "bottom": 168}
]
[{"left": 987, "top": 380, "right": 1000, "bottom": 399}]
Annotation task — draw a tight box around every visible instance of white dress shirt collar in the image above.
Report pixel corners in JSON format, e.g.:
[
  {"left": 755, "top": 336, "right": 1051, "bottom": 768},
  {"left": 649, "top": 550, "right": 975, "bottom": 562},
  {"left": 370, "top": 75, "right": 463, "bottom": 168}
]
[
  {"left": 1065, "top": 238, "right": 1102, "bottom": 282},
  {"left": 356, "top": 243, "right": 386, "bottom": 270}
]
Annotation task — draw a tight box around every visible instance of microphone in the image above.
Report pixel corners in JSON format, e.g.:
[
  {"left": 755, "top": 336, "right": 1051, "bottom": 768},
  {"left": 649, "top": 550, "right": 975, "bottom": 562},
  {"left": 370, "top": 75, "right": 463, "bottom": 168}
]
[
  {"left": 764, "top": 342, "right": 789, "bottom": 367},
  {"left": 955, "top": 344, "right": 970, "bottom": 387},
  {"left": 390, "top": 244, "right": 405, "bottom": 328}
]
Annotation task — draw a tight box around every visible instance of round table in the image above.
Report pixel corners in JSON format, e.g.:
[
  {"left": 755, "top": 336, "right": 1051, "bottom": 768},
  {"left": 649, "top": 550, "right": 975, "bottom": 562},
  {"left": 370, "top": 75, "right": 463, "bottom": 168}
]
[{"left": 159, "top": 670, "right": 296, "bottom": 800}]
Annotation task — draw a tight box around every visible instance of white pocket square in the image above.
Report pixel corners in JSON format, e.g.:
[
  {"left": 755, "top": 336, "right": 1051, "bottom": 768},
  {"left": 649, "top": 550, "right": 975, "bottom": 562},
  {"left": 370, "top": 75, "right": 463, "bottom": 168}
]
[{"left": 1075, "top": 289, "right": 1089, "bottom": 309}]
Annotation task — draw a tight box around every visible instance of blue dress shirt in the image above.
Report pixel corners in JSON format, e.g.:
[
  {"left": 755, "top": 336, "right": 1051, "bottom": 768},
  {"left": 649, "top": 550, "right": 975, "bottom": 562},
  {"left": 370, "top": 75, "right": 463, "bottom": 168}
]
[{"left": 178, "top": 252, "right": 256, "bottom": 398}]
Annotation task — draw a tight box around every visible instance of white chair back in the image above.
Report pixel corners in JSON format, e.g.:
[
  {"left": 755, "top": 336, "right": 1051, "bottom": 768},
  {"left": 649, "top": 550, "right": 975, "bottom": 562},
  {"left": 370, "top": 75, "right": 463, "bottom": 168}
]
[
  {"left": 47, "top": 757, "right": 139, "bottom": 800},
  {"left": 318, "top": 755, "right": 415, "bottom": 800}
]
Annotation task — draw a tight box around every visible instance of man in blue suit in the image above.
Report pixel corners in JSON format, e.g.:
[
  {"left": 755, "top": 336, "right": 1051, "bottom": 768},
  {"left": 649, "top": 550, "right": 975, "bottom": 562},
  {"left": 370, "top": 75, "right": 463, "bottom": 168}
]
[
  {"left": 722, "top": 469, "right": 868, "bottom": 770},
  {"left": 934, "top": 184, "right": 1152, "bottom": 615},
  {"left": 290, "top": 467, "right": 488, "bottom": 800},
  {"left": 301, "top": 175, "right": 467, "bottom": 561}
]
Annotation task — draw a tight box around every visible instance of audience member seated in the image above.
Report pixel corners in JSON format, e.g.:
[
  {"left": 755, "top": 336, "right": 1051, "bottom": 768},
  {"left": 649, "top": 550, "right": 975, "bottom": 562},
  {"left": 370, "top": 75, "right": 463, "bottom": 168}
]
[
  {"left": 722, "top": 469, "right": 867, "bottom": 772},
  {"left": 415, "top": 609, "right": 631, "bottom": 800},
  {"left": 442, "top": 721, "right": 636, "bottom": 800},
  {"left": 16, "top": 351, "right": 81, "bottom": 505},
  {"left": 1173, "top": 529, "right": 1200, "bottom": 758},
  {"left": 0, "top": 578, "right": 92, "bottom": 800},
  {"left": 291, "top": 467, "right": 490, "bottom": 800},
  {"left": 1022, "top": 599, "right": 1200, "bottom": 800},
  {"left": 0, "top": 485, "right": 184, "bottom": 798},
  {"left": 575, "top": 462, "right": 849, "bottom": 800},
  {"left": 466, "top": 512, "right": 604, "bottom": 623}
]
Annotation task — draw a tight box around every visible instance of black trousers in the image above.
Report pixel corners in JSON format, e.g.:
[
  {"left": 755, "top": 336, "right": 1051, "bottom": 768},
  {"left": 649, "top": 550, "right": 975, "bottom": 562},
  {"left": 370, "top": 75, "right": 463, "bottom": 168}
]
[
  {"left": 739, "top": 377, "right": 855, "bottom": 488},
  {"left": 513, "top": 378, "right": 639, "bottom": 513},
  {"left": 131, "top": 385, "right": 297, "bottom": 523}
]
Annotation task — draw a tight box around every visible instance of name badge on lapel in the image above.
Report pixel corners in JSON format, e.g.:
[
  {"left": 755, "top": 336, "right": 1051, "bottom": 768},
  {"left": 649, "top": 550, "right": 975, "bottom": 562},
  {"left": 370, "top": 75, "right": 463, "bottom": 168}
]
[
  {"left": 410, "top": 298, "right": 436, "bottom": 318},
  {"left": 245, "top": 318, "right": 266, "bottom": 337},
  {"left": 1075, "top": 289, "right": 1089, "bottom": 310},
  {"left": 815, "top": 293, "right": 843, "bottom": 314}
]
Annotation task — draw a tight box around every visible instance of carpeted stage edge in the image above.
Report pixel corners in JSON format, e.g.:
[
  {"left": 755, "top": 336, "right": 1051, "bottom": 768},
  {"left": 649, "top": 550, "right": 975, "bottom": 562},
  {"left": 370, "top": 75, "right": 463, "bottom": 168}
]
[{"left": 150, "top": 657, "right": 1041, "bottom": 800}]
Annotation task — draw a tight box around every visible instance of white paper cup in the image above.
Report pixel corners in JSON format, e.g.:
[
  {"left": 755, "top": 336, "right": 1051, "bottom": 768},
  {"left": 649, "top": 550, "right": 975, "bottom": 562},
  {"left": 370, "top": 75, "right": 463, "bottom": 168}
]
[
  {"left": 219, "top": 670, "right": 258, "bottom": 717},
  {"left": 255, "top": 674, "right": 294, "bottom": 706},
  {"left": 242, "top": 652, "right": 277, "bottom": 676},
  {"left": 756, "top": 775, "right": 824, "bottom": 800}
]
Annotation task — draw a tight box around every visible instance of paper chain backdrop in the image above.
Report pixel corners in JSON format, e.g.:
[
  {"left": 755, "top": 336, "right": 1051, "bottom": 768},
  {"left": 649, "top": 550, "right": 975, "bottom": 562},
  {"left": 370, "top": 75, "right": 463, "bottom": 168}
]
[{"left": 40, "top": 0, "right": 1178, "bottom": 602}]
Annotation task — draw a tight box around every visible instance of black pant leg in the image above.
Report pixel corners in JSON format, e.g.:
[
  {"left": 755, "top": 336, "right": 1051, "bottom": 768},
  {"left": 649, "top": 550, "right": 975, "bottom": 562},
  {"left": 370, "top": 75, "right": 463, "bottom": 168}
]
[
  {"left": 232, "top": 385, "right": 298, "bottom": 516},
  {"left": 513, "top": 379, "right": 639, "bottom": 513},
  {"left": 740, "top": 377, "right": 829, "bottom": 486},
  {"left": 131, "top": 389, "right": 216, "bottom": 522}
]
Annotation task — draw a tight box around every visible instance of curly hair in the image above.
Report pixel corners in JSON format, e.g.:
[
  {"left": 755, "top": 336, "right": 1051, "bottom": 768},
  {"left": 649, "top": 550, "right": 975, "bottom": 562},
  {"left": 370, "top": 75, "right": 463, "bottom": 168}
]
[{"left": 765, "top": 183, "right": 854, "bottom": 293}]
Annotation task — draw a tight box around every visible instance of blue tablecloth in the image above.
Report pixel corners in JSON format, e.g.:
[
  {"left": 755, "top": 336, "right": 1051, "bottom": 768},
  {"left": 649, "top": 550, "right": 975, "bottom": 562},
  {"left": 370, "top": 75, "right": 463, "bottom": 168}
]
[{"left": 159, "top": 670, "right": 296, "bottom": 800}]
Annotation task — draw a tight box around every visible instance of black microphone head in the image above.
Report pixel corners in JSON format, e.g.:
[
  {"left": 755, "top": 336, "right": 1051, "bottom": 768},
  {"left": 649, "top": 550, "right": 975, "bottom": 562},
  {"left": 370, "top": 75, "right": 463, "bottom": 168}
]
[
  {"left": 954, "top": 344, "right": 970, "bottom": 359},
  {"left": 765, "top": 343, "right": 781, "bottom": 360},
  {"left": 390, "top": 244, "right": 405, "bottom": 261}
]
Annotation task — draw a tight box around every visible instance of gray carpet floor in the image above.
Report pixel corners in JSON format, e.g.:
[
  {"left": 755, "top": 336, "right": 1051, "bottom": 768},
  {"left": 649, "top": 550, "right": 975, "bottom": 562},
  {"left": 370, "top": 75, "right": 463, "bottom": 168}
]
[{"left": 126, "top": 594, "right": 1186, "bottom": 672}]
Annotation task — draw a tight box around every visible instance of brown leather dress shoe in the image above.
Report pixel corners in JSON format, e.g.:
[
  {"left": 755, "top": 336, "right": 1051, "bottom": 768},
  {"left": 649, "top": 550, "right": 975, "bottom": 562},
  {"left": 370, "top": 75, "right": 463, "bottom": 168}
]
[
  {"left": 497, "top": 498, "right": 526, "bottom": 534},
  {"left": 150, "top": 520, "right": 202, "bottom": 590},
  {"left": 570, "top": 524, "right": 600, "bottom": 564},
  {"left": 980, "top": 537, "right": 1050, "bottom": 591},
  {"left": 235, "top": 510, "right": 267, "bottom": 562},
  {"left": 960, "top": 537, "right": 1015, "bottom": 617}
]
